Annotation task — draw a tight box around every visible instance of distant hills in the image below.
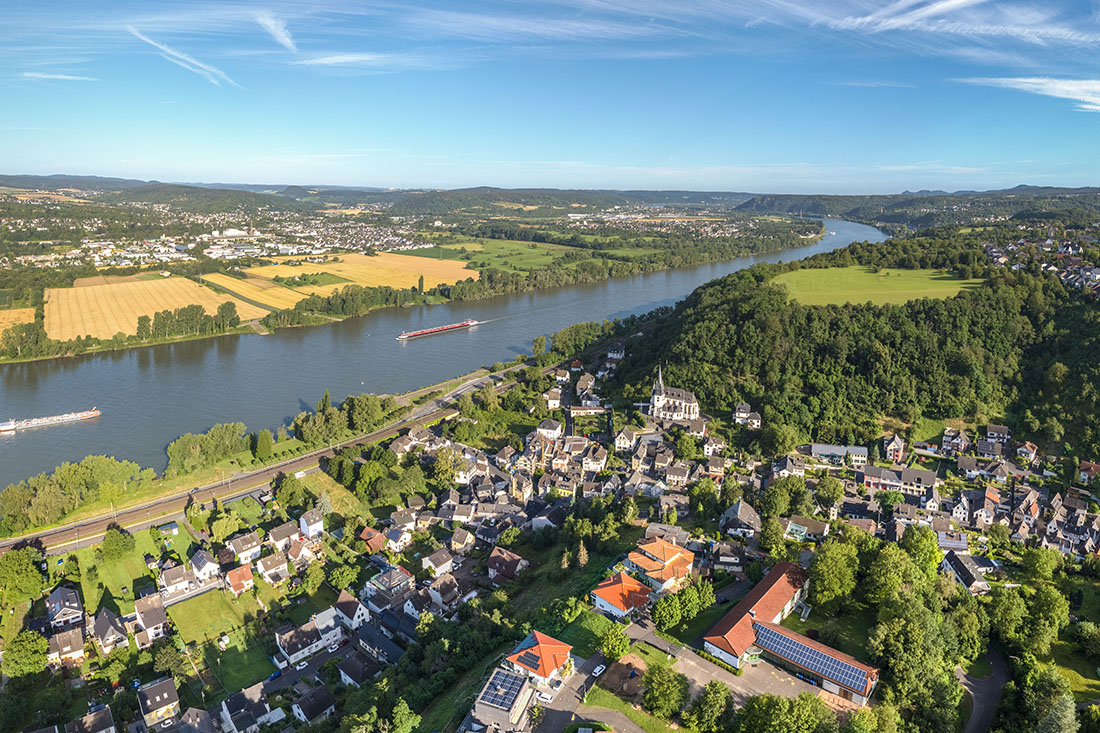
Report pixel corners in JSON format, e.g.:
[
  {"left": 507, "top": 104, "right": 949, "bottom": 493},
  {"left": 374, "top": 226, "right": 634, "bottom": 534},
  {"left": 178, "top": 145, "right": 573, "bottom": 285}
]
[{"left": 2, "top": 174, "right": 1098, "bottom": 224}]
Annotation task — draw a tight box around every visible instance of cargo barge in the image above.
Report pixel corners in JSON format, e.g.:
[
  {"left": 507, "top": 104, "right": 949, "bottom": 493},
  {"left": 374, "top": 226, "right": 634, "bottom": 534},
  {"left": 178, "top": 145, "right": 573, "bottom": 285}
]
[
  {"left": 396, "top": 319, "right": 478, "bottom": 341},
  {"left": 0, "top": 407, "right": 101, "bottom": 432}
]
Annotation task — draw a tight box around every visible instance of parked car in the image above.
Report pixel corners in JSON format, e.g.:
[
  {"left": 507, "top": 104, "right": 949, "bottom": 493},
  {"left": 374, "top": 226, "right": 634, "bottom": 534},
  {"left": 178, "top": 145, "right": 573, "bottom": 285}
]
[
  {"left": 327, "top": 643, "right": 340, "bottom": 653},
  {"left": 592, "top": 665, "right": 606, "bottom": 678},
  {"left": 268, "top": 670, "right": 283, "bottom": 681},
  {"left": 295, "top": 661, "right": 309, "bottom": 671}
]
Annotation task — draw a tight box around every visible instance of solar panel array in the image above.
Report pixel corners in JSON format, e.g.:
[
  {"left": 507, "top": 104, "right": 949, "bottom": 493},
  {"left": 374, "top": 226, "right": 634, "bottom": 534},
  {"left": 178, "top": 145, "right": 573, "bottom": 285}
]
[
  {"left": 753, "top": 623, "right": 870, "bottom": 693},
  {"left": 516, "top": 650, "right": 541, "bottom": 671},
  {"left": 481, "top": 670, "right": 525, "bottom": 710}
]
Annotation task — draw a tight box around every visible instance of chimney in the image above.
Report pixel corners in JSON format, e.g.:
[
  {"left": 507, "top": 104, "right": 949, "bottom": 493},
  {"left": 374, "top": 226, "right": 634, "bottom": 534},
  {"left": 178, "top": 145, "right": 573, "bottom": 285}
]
[{"left": 748, "top": 609, "right": 755, "bottom": 618}]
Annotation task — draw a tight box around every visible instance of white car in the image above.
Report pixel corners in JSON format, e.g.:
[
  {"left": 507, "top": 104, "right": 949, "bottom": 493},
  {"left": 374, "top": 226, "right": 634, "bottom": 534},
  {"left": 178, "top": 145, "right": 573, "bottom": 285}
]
[
  {"left": 327, "top": 643, "right": 340, "bottom": 653},
  {"left": 592, "top": 664, "right": 606, "bottom": 678},
  {"left": 295, "top": 661, "right": 309, "bottom": 671}
]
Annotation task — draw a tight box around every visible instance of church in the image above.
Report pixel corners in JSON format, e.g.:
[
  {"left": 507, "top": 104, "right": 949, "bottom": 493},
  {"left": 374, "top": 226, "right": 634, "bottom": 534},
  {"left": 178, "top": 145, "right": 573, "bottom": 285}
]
[{"left": 649, "top": 367, "right": 700, "bottom": 421}]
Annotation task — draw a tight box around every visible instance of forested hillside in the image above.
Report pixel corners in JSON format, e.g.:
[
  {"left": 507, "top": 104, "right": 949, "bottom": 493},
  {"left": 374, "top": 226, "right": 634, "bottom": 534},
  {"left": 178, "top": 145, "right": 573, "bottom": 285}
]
[
  {"left": 617, "top": 235, "right": 1100, "bottom": 457},
  {"left": 99, "top": 183, "right": 315, "bottom": 214}
]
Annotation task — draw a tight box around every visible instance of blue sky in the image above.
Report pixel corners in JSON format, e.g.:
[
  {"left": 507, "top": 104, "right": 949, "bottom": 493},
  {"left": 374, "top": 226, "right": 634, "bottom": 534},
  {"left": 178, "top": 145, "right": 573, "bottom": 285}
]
[{"left": 3, "top": 0, "right": 1099, "bottom": 193}]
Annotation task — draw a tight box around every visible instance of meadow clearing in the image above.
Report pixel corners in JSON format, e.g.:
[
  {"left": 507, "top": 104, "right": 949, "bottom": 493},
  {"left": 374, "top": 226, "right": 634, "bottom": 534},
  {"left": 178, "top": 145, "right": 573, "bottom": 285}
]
[
  {"left": 244, "top": 252, "right": 475, "bottom": 293},
  {"left": 0, "top": 307, "right": 34, "bottom": 331},
  {"left": 773, "top": 266, "right": 984, "bottom": 307},
  {"left": 201, "top": 272, "right": 305, "bottom": 310},
  {"left": 44, "top": 277, "right": 268, "bottom": 340}
]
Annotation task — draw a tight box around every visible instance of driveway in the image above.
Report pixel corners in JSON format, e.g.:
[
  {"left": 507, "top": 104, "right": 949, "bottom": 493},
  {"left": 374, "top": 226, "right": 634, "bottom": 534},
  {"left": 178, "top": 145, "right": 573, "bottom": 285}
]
[
  {"left": 263, "top": 642, "right": 354, "bottom": 695},
  {"left": 956, "top": 649, "right": 1009, "bottom": 733}
]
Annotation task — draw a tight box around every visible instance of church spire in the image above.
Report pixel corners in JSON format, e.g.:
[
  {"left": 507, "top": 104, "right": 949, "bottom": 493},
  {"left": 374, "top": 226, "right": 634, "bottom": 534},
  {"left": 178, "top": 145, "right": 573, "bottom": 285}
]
[{"left": 656, "top": 364, "right": 664, "bottom": 389}]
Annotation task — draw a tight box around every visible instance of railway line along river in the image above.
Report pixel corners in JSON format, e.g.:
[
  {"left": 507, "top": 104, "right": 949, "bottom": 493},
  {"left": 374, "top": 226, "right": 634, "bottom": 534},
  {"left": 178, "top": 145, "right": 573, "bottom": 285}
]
[{"left": 0, "top": 219, "right": 884, "bottom": 485}]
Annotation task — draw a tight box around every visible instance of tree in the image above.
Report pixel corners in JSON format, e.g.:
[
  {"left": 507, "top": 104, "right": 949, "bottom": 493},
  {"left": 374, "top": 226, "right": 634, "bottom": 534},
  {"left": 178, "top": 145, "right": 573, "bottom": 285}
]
[
  {"left": 1031, "top": 584, "right": 1070, "bottom": 632},
  {"left": 577, "top": 540, "right": 589, "bottom": 568},
  {"left": 302, "top": 561, "right": 325, "bottom": 595},
  {"left": 816, "top": 476, "right": 844, "bottom": 506},
  {"left": 477, "top": 383, "right": 499, "bottom": 412},
  {"left": 328, "top": 563, "right": 359, "bottom": 590},
  {"left": 432, "top": 446, "right": 460, "bottom": 484},
  {"left": 389, "top": 699, "right": 421, "bottom": 733},
  {"left": 675, "top": 432, "right": 698, "bottom": 460},
  {"left": 254, "top": 429, "right": 274, "bottom": 461},
  {"left": 696, "top": 578, "right": 716, "bottom": 609},
  {"left": 2, "top": 630, "right": 48, "bottom": 678},
  {"left": 498, "top": 527, "right": 521, "bottom": 546},
  {"left": 101, "top": 526, "right": 136, "bottom": 560},
  {"left": 417, "top": 274, "right": 425, "bottom": 293},
  {"left": 986, "top": 522, "right": 1010, "bottom": 548},
  {"left": 599, "top": 625, "right": 630, "bottom": 662},
  {"left": 875, "top": 489, "right": 905, "bottom": 517},
  {"left": 652, "top": 593, "right": 682, "bottom": 630},
  {"left": 136, "top": 314, "right": 151, "bottom": 340},
  {"left": 679, "top": 583, "right": 702, "bottom": 621},
  {"left": 1036, "top": 694, "right": 1078, "bottom": 733},
  {"left": 864, "top": 543, "right": 912, "bottom": 605},
  {"left": 988, "top": 586, "right": 1028, "bottom": 647},
  {"left": 757, "top": 479, "right": 792, "bottom": 518},
  {"left": 642, "top": 664, "right": 689, "bottom": 719},
  {"left": 276, "top": 475, "right": 307, "bottom": 509},
  {"left": 532, "top": 335, "right": 546, "bottom": 356},
  {"left": 809, "top": 540, "right": 858, "bottom": 614},
  {"left": 763, "top": 423, "right": 800, "bottom": 455},
  {"left": 619, "top": 497, "right": 638, "bottom": 524},
  {"left": 759, "top": 516, "right": 785, "bottom": 555},
  {"left": 1023, "top": 547, "right": 1062, "bottom": 580},
  {"left": 0, "top": 548, "right": 45, "bottom": 602},
  {"left": 211, "top": 514, "right": 239, "bottom": 543},
  {"left": 899, "top": 524, "right": 941, "bottom": 577},
  {"left": 154, "top": 645, "right": 189, "bottom": 680},
  {"left": 683, "top": 680, "right": 733, "bottom": 733}
]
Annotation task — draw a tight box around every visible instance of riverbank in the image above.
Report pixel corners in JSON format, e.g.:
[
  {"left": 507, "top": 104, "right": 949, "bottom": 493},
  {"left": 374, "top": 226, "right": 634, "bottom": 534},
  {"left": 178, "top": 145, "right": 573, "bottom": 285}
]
[{"left": 0, "top": 219, "right": 884, "bottom": 485}]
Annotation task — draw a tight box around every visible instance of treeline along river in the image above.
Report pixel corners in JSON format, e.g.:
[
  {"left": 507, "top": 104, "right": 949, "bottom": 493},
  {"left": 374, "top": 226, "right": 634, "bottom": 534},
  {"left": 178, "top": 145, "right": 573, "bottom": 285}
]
[{"left": 0, "top": 220, "right": 884, "bottom": 485}]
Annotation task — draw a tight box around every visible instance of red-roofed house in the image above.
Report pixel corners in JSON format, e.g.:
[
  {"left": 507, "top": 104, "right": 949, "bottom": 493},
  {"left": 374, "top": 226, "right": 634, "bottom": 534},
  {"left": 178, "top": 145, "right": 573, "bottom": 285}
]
[
  {"left": 226, "top": 565, "right": 254, "bottom": 597},
  {"left": 359, "top": 526, "right": 388, "bottom": 555},
  {"left": 505, "top": 631, "right": 573, "bottom": 687},
  {"left": 590, "top": 572, "right": 651, "bottom": 618},
  {"left": 703, "top": 562, "right": 878, "bottom": 706},
  {"left": 624, "top": 537, "right": 694, "bottom": 593}
]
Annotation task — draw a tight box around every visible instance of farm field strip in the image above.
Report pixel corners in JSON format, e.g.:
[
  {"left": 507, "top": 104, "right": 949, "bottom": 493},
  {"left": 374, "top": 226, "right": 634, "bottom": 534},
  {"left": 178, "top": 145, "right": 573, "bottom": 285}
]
[
  {"left": 201, "top": 273, "right": 301, "bottom": 309},
  {"left": 44, "top": 278, "right": 268, "bottom": 340},
  {"left": 773, "top": 266, "right": 984, "bottom": 307},
  {"left": 0, "top": 307, "right": 35, "bottom": 331},
  {"left": 245, "top": 252, "right": 475, "bottom": 291}
]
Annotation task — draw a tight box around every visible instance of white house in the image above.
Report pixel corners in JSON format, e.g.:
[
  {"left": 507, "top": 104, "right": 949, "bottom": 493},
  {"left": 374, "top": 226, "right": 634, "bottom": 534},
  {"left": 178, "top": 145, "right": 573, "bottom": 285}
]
[
  {"left": 299, "top": 508, "right": 324, "bottom": 539},
  {"left": 334, "top": 589, "right": 370, "bottom": 630},
  {"left": 275, "top": 608, "right": 344, "bottom": 665}
]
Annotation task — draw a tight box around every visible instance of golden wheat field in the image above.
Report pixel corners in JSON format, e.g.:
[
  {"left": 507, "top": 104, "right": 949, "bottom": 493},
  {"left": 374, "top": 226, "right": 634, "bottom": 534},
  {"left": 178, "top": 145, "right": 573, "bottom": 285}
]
[
  {"left": 0, "top": 308, "right": 35, "bottom": 332},
  {"left": 201, "top": 273, "right": 305, "bottom": 310},
  {"left": 245, "top": 252, "right": 475, "bottom": 294},
  {"left": 44, "top": 278, "right": 268, "bottom": 340}
]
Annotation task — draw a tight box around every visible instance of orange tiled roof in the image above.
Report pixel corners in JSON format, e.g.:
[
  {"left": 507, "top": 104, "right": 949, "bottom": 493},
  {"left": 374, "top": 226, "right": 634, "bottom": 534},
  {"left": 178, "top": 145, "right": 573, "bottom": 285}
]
[
  {"left": 227, "top": 565, "right": 253, "bottom": 592},
  {"left": 592, "top": 572, "right": 651, "bottom": 613},
  {"left": 506, "top": 631, "right": 572, "bottom": 678},
  {"left": 703, "top": 562, "right": 807, "bottom": 658},
  {"left": 636, "top": 536, "right": 685, "bottom": 563}
]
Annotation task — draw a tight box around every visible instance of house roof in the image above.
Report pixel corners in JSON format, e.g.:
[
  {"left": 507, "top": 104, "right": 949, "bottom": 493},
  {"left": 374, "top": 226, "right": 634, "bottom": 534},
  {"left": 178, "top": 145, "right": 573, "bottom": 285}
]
[
  {"left": 703, "top": 561, "right": 808, "bottom": 658},
  {"left": 257, "top": 553, "right": 288, "bottom": 577},
  {"left": 92, "top": 607, "right": 126, "bottom": 644},
  {"left": 359, "top": 526, "right": 388, "bottom": 553},
  {"left": 134, "top": 593, "right": 169, "bottom": 629},
  {"left": 47, "top": 586, "right": 82, "bottom": 621},
  {"left": 227, "top": 531, "right": 261, "bottom": 554},
  {"left": 64, "top": 708, "right": 115, "bottom": 733},
  {"left": 752, "top": 620, "right": 878, "bottom": 695},
  {"left": 338, "top": 651, "right": 381, "bottom": 685},
  {"left": 179, "top": 707, "right": 216, "bottom": 733},
  {"left": 506, "top": 631, "right": 572, "bottom": 678},
  {"left": 227, "top": 565, "right": 254, "bottom": 593},
  {"left": 269, "top": 521, "right": 300, "bottom": 544},
  {"left": 137, "top": 677, "right": 179, "bottom": 716},
  {"left": 335, "top": 589, "right": 365, "bottom": 620},
  {"left": 294, "top": 685, "right": 335, "bottom": 721},
  {"left": 425, "top": 548, "right": 453, "bottom": 569},
  {"left": 488, "top": 547, "right": 526, "bottom": 579},
  {"left": 592, "top": 572, "right": 651, "bottom": 613}
]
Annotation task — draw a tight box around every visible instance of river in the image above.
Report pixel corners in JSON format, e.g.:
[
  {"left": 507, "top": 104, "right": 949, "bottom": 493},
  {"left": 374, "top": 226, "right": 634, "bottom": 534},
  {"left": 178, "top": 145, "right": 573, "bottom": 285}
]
[{"left": 0, "top": 219, "right": 884, "bottom": 485}]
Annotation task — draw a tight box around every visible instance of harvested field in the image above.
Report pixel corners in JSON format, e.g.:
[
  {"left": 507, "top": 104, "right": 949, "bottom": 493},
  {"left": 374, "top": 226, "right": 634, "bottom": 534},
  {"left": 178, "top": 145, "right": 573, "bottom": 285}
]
[
  {"left": 73, "top": 273, "right": 162, "bottom": 287},
  {"left": 44, "top": 278, "right": 268, "bottom": 340},
  {"left": 245, "top": 252, "right": 474, "bottom": 293},
  {"left": 0, "top": 308, "right": 35, "bottom": 331},
  {"left": 201, "top": 273, "right": 303, "bottom": 310}
]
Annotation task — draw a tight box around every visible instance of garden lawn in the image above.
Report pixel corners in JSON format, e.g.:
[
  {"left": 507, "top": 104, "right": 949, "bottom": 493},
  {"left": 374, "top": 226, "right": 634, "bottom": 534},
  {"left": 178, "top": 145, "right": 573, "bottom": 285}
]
[
  {"left": 773, "top": 267, "right": 984, "bottom": 307},
  {"left": 301, "top": 471, "right": 363, "bottom": 519},
  {"left": 203, "top": 626, "right": 276, "bottom": 692},
  {"left": 557, "top": 610, "right": 616, "bottom": 659},
  {"left": 77, "top": 531, "right": 191, "bottom": 616},
  {"left": 630, "top": 642, "right": 673, "bottom": 669},
  {"left": 585, "top": 686, "right": 680, "bottom": 733},
  {"left": 167, "top": 589, "right": 259, "bottom": 645},
  {"left": 780, "top": 607, "right": 875, "bottom": 663},
  {"left": 1049, "top": 639, "right": 1100, "bottom": 701}
]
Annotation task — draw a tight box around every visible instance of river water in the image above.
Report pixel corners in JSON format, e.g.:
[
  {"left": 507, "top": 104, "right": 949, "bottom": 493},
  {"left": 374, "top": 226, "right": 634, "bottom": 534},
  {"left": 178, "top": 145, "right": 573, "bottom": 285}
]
[{"left": 0, "top": 219, "right": 884, "bottom": 485}]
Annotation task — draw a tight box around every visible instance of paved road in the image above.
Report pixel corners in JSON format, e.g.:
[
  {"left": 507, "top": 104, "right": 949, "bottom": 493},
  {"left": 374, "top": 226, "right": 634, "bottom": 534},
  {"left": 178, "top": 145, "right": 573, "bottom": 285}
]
[
  {"left": 538, "top": 654, "right": 610, "bottom": 733},
  {"left": 956, "top": 649, "right": 1009, "bottom": 733}
]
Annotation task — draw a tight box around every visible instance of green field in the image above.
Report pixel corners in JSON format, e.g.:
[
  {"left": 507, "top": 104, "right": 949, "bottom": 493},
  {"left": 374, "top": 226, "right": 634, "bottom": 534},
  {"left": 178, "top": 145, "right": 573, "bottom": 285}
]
[
  {"left": 773, "top": 267, "right": 984, "bottom": 307},
  {"left": 556, "top": 609, "right": 617, "bottom": 659},
  {"left": 77, "top": 530, "right": 194, "bottom": 616}
]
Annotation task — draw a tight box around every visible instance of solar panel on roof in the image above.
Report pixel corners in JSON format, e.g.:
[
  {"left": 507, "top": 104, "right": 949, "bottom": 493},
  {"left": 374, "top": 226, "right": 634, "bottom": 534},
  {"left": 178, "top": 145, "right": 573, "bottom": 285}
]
[
  {"left": 752, "top": 623, "right": 870, "bottom": 693},
  {"left": 481, "top": 670, "right": 525, "bottom": 709},
  {"left": 516, "top": 650, "right": 541, "bottom": 669}
]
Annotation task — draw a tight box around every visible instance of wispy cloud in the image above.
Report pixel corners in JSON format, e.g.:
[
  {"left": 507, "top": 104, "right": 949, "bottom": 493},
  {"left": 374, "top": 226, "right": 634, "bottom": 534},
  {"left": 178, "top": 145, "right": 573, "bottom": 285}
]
[
  {"left": 126, "top": 25, "right": 241, "bottom": 88},
  {"left": 292, "top": 52, "right": 448, "bottom": 71},
  {"left": 959, "top": 76, "right": 1100, "bottom": 112},
  {"left": 876, "top": 160, "right": 985, "bottom": 174},
  {"left": 255, "top": 10, "right": 297, "bottom": 53},
  {"left": 21, "top": 71, "right": 97, "bottom": 81}
]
